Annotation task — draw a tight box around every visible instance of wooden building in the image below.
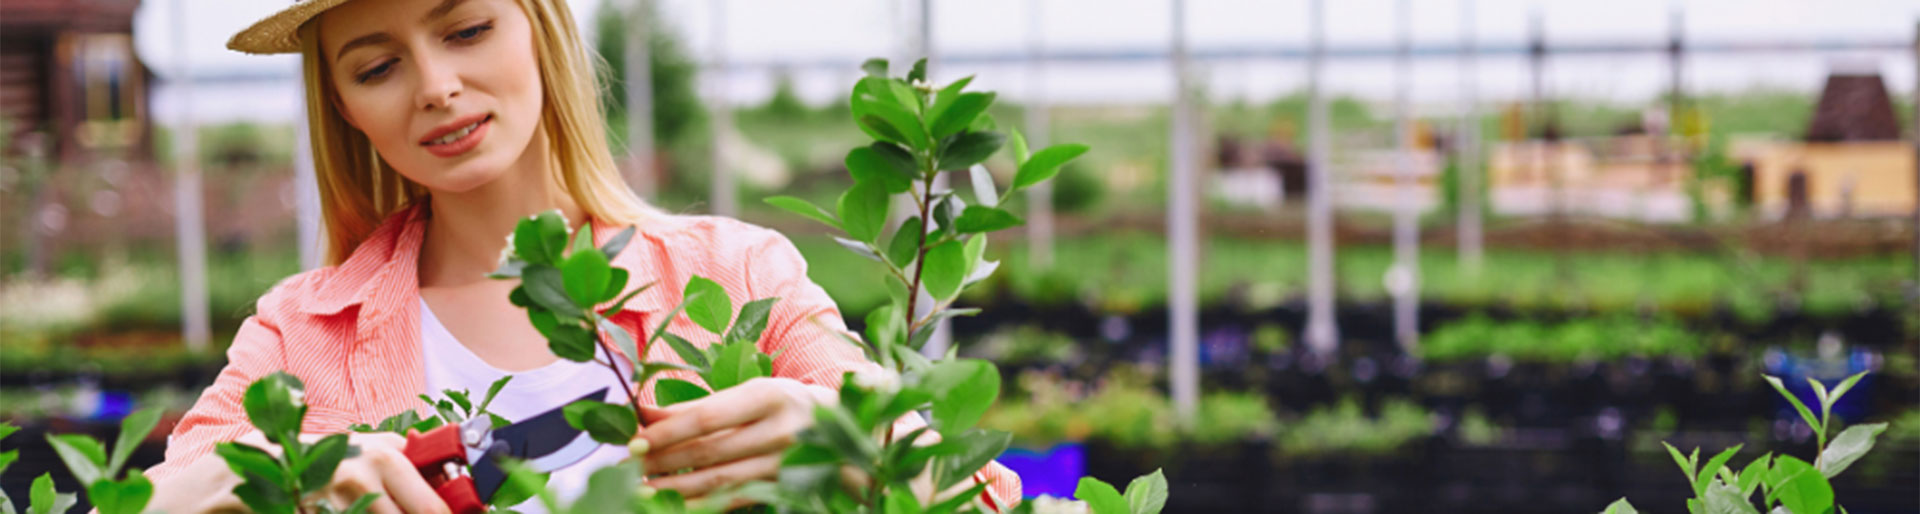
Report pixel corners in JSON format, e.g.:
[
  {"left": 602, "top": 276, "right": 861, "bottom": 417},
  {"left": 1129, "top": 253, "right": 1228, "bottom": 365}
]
[{"left": 1, "top": 0, "right": 153, "bottom": 162}]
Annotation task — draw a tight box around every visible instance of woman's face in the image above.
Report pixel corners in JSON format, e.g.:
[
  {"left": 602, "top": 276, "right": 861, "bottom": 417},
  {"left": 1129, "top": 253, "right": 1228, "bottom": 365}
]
[{"left": 319, "top": 0, "right": 544, "bottom": 193}]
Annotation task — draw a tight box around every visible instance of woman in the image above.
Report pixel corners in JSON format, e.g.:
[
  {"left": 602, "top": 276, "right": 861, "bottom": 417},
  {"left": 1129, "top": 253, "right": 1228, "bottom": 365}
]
[{"left": 142, "top": 0, "right": 1019, "bottom": 511}]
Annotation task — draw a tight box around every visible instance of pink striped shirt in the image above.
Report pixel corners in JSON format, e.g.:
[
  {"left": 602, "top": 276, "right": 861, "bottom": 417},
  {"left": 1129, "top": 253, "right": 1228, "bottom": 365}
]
[{"left": 147, "top": 203, "right": 1019, "bottom": 508}]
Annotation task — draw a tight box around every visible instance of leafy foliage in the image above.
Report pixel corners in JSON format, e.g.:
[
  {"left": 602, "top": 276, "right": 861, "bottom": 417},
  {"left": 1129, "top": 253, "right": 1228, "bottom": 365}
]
[{"left": 1601, "top": 371, "right": 1886, "bottom": 514}]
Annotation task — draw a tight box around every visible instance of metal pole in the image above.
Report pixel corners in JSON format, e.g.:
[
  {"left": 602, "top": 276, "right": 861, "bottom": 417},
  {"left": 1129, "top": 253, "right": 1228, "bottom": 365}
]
[
  {"left": 625, "top": 0, "right": 657, "bottom": 199},
  {"left": 1025, "top": 0, "right": 1055, "bottom": 269},
  {"left": 293, "top": 77, "right": 322, "bottom": 271},
  {"left": 1911, "top": 20, "right": 1918, "bottom": 295},
  {"left": 1391, "top": 0, "right": 1419, "bottom": 352},
  {"left": 1457, "top": 0, "right": 1482, "bottom": 275},
  {"left": 1167, "top": 0, "right": 1200, "bottom": 421},
  {"left": 707, "top": 0, "right": 736, "bottom": 216},
  {"left": 171, "top": 0, "right": 210, "bottom": 351},
  {"left": 1305, "top": 0, "right": 1339, "bottom": 356}
]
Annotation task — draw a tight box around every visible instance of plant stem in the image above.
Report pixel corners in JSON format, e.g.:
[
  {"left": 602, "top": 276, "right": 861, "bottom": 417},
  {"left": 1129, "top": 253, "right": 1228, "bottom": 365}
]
[
  {"left": 903, "top": 175, "right": 934, "bottom": 345},
  {"left": 598, "top": 332, "right": 645, "bottom": 427}
]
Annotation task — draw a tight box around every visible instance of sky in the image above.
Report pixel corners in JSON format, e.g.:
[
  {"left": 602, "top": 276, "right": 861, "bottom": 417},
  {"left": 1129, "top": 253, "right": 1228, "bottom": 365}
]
[{"left": 137, "top": 0, "right": 1920, "bottom": 123}]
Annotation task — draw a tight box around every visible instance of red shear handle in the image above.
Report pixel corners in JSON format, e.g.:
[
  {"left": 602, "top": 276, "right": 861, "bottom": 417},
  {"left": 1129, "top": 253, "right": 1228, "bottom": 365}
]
[{"left": 402, "top": 425, "right": 487, "bottom": 514}]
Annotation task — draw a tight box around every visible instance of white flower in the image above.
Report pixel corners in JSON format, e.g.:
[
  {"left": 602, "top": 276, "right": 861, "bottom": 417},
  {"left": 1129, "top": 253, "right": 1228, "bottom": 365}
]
[
  {"left": 1029, "top": 496, "right": 1089, "bottom": 514},
  {"left": 851, "top": 368, "right": 901, "bottom": 394}
]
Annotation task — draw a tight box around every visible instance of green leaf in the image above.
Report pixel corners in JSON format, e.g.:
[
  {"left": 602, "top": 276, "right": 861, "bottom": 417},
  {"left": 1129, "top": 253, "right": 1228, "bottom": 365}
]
[
  {"left": 1665, "top": 442, "right": 1699, "bottom": 484},
  {"left": 1825, "top": 372, "right": 1867, "bottom": 409},
  {"left": 27, "top": 473, "right": 75, "bottom": 514},
  {"left": 1763, "top": 375, "right": 1822, "bottom": 436},
  {"left": 725, "top": 297, "right": 779, "bottom": 344},
  {"left": 1737, "top": 453, "right": 1772, "bottom": 498},
  {"left": 930, "top": 92, "right": 995, "bottom": 139},
  {"left": 1600, "top": 498, "right": 1639, "bottom": 514},
  {"left": 299, "top": 433, "right": 351, "bottom": 493},
  {"left": 602, "top": 281, "right": 651, "bottom": 317},
  {"left": 44, "top": 434, "right": 106, "bottom": 486},
  {"left": 1123, "top": 468, "right": 1169, "bottom": 514},
  {"left": 0, "top": 449, "right": 17, "bottom": 478},
  {"left": 88, "top": 474, "right": 153, "bottom": 514},
  {"left": 561, "top": 250, "right": 612, "bottom": 309},
  {"left": 522, "top": 265, "right": 583, "bottom": 318},
  {"left": 861, "top": 58, "right": 889, "bottom": 78},
  {"left": 598, "top": 319, "right": 638, "bottom": 366},
  {"left": 562, "top": 400, "right": 637, "bottom": 445},
  {"left": 660, "top": 331, "right": 709, "bottom": 371},
  {"left": 929, "top": 76, "right": 975, "bottom": 118},
  {"left": 1008, "top": 129, "right": 1030, "bottom": 164},
  {"left": 479, "top": 376, "right": 514, "bottom": 414},
  {"left": 682, "top": 275, "right": 732, "bottom": 335},
  {"left": 909, "top": 308, "right": 981, "bottom": 350},
  {"left": 967, "top": 165, "right": 1000, "bottom": 208},
  {"left": 570, "top": 465, "right": 638, "bottom": 514},
  {"left": 601, "top": 268, "right": 629, "bottom": 305},
  {"left": 1695, "top": 444, "right": 1744, "bottom": 498},
  {"left": 887, "top": 217, "right": 925, "bottom": 268},
  {"left": 1767, "top": 456, "right": 1834, "bottom": 514},
  {"left": 884, "top": 491, "right": 924, "bottom": 514},
  {"left": 654, "top": 378, "right": 711, "bottom": 408},
  {"left": 924, "top": 359, "right": 999, "bottom": 434},
  {"left": 867, "top": 100, "right": 930, "bottom": 149},
  {"left": 342, "top": 494, "right": 381, "bottom": 514},
  {"left": 765, "top": 196, "right": 841, "bottom": 229},
  {"left": 243, "top": 372, "right": 308, "bottom": 444},
  {"left": 1701, "top": 480, "right": 1760, "bottom": 514},
  {"left": 491, "top": 461, "right": 549, "bottom": 508},
  {"left": 1075, "top": 476, "right": 1129, "bottom": 514},
  {"left": 860, "top": 115, "right": 911, "bottom": 146},
  {"left": 848, "top": 146, "right": 918, "bottom": 195},
  {"left": 865, "top": 304, "right": 904, "bottom": 351},
  {"left": 926, "top": 480, "right": 991, "bottom": 514},
  {"left": 921, "top": 240, "right": 967, "bottom": 301},
  {"left": 598, "top": 225, "right": 636, "bottom": 260},
  {"left": 513, "top": 215, "right": 551, "bottom": 266},
  {"left": 834, "top": 236, "right": 884, "bottom": 263},
  {"left": 106, "top": 409, "right": 161, "bottom": 477},
  {"left": 567, "top": 221, "right": 595, "bottom": 258},
  {"left": 907, "top": 58, "right": 928, "bottom": 84},
  {"left": 444, "top": 390, "right": 474, "bottom": 414},
  {"left": 838, "top": 179, "right": 892, "bottom": 244},
  {"left": 807, "top": 406, "right": 880, "bottom": 472},
  {"left": 706, "top": 340, "right": 765, "bottom": 391},
  {"left": 953, "top": 206, "right": 1024, "bottom": 234},
  {"left": 1818, "top": 422, "right": 1886, "bottom": 478},
  {"left": 546, "top": 324, "right": 598, "bottom": 362},
  {"left": 635, "top": 362, "right": 697, "bottom": 385},
  {"left": 936, "top": 131, "right": 1004, "bottom": 171},
  {"left": 1013, "top": 143, "right": 1089, "bottom": 191},
  {"left": 215, "top": 442, "right": 290, "bottom": 491}
]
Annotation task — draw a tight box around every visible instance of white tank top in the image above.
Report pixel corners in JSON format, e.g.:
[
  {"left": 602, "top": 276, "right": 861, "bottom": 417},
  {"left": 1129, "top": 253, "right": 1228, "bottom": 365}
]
[{"left": 419, "top": 297, "right": 632, "bottom": 512}]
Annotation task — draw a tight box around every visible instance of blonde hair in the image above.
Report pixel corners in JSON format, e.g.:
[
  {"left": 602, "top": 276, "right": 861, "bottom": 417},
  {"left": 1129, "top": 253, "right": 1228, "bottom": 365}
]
[{"left": 298, "top": 0, "right": 659, "bottom": 265}]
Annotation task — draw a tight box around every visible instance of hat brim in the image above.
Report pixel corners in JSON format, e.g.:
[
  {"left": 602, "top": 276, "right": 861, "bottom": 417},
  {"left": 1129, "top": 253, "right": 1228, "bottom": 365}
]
[{"left": 227, "top": 0, "right": 354, "bottom": 55}]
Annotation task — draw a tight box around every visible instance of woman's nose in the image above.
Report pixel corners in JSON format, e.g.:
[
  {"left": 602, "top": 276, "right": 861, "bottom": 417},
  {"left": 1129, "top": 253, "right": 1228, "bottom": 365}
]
[{"left": 414, "top": 58, "right": 462, "bottom": 111}]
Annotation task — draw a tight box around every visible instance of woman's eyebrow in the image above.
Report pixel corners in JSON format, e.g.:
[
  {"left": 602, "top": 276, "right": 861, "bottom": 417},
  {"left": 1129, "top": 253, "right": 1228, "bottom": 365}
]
[
  {"left": 334, "top": 33, "right": 394, "bottom": 61},
  {"left": 331, "top": 0, "right": 473, "bottom": 61}
]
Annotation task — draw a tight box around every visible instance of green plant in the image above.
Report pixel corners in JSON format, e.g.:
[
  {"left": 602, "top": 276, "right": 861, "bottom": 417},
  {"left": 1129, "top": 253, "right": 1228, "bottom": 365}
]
[{"left": 1600, "top": 371, "right": 1887, "bottom": 514}]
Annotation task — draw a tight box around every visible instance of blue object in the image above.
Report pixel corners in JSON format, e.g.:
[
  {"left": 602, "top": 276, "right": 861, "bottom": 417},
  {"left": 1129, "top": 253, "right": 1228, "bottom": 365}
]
[
  {"left": 1763, "top": 347, "right": 1875, "bottom": 424},
  {"left": 92, "top": 390, "right": 134, "bottom": 421},
  {"left": 998, "top": 442, "right": 1085, "bottom": 499}
]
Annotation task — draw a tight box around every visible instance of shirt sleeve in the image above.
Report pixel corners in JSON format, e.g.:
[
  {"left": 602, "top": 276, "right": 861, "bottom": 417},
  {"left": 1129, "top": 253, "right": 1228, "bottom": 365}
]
[
  {"left": 741, "top": 226, "right": 1022, "bottom": 510},
  {"left": 143, "top": 276, "right": 300, "bottom": 483}
]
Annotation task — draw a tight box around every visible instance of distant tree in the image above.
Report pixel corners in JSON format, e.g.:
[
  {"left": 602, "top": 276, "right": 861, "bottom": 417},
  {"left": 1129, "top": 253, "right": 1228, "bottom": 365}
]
[{"left": 593, "top": 0, "right": 705, "bottom": 151}]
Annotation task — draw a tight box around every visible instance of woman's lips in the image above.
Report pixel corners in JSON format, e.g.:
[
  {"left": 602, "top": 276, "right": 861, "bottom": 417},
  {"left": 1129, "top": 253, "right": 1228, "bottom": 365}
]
[{"left": 422, "top": 115, "right": 492, "bottom": 158}]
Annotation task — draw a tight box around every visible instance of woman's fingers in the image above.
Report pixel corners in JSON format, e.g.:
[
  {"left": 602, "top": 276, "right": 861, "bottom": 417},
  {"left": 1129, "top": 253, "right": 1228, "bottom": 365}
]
[
  {"left": 367, "top": 444, "right": 451, "bottom": 514},
  {"left": 645, "top": 453, "right": 782, "bottom": 499},
  {"left": 645, "top": 407, "right": 804, "bottom": 473},
  {"left": 638, "top": 382, "right": 782, "bottom": 449}
]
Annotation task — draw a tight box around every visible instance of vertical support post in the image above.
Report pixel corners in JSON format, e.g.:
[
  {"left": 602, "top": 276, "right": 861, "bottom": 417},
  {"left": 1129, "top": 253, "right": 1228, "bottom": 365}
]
[
  {"left": 1305, "top": 0, "right": 1339, "bottom": 356},
  {"left": 171, "top": 0, "right": 209, "bottom": 352},
  {"left": 707, "top": 0, "right": 736, "bottom": 216},
  {"left": 1911, "top": 20, "right": 1918, "bottom": 294},
  {"left": 1025, "top": 0, "right": 1054, "bottom": 269},
  {"left": 1391, "top": 0, "right": 1419, "bottom": 352},
  {"left": 918, "top": 0, "right": 956, "bottom": 359},
  {"left": 625, "top": 0, "right": 657, "bottom": 199},
  {"left": 1457, "top": 0, "right": 1482, "bottom": 275},
  {"left": 293, "top": 77, "right": 322, "bottom": 271},
  {"left": 1167, "top": 0, "right": 1200, "bottom": 421}
]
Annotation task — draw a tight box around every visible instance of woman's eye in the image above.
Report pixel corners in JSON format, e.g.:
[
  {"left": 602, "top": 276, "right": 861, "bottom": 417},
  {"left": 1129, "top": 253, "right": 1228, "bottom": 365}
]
[
  {"left": 355, "top": 60, "right": 395, "bottom": 84},
  {"left": 449, "top": 23, "right": 492, "bottom": 43}
]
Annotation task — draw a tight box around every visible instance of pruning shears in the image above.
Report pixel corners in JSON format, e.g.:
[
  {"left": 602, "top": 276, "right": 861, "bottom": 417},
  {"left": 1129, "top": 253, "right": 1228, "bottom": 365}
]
[{"left": 402, "top": 387, "right": 611, "bottom": 513}]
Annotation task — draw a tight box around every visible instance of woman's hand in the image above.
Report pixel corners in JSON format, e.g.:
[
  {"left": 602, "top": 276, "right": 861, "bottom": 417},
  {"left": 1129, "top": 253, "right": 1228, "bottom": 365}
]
[
  {"left": 632, "top": 377, "right": 834, "bottom": 498},
  {"left": 146, "top": 431, "right": 452, "bottom": 514}
]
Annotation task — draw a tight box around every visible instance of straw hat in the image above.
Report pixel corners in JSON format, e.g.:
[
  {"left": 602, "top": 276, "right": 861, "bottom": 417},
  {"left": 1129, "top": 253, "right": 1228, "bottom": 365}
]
[{"left": 227, "top": 0, "right": 358, "bottom": 55}]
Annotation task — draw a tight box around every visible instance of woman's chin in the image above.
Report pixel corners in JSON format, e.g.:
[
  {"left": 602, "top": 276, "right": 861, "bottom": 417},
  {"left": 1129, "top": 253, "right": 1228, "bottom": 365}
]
[{"left": 413, "top": 163, "right": 508, "bottom": 195}]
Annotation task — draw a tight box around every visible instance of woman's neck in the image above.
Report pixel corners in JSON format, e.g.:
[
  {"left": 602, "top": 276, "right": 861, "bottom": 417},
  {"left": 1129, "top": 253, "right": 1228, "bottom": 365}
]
[{"left": 418, "top": 132, "right": 587, "bottom": 288}]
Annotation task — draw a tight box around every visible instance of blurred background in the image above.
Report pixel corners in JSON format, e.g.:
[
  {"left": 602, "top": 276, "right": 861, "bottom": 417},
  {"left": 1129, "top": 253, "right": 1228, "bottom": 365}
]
[{"left": 2, "top": 0, "right": 1917, "bottom": 512}]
